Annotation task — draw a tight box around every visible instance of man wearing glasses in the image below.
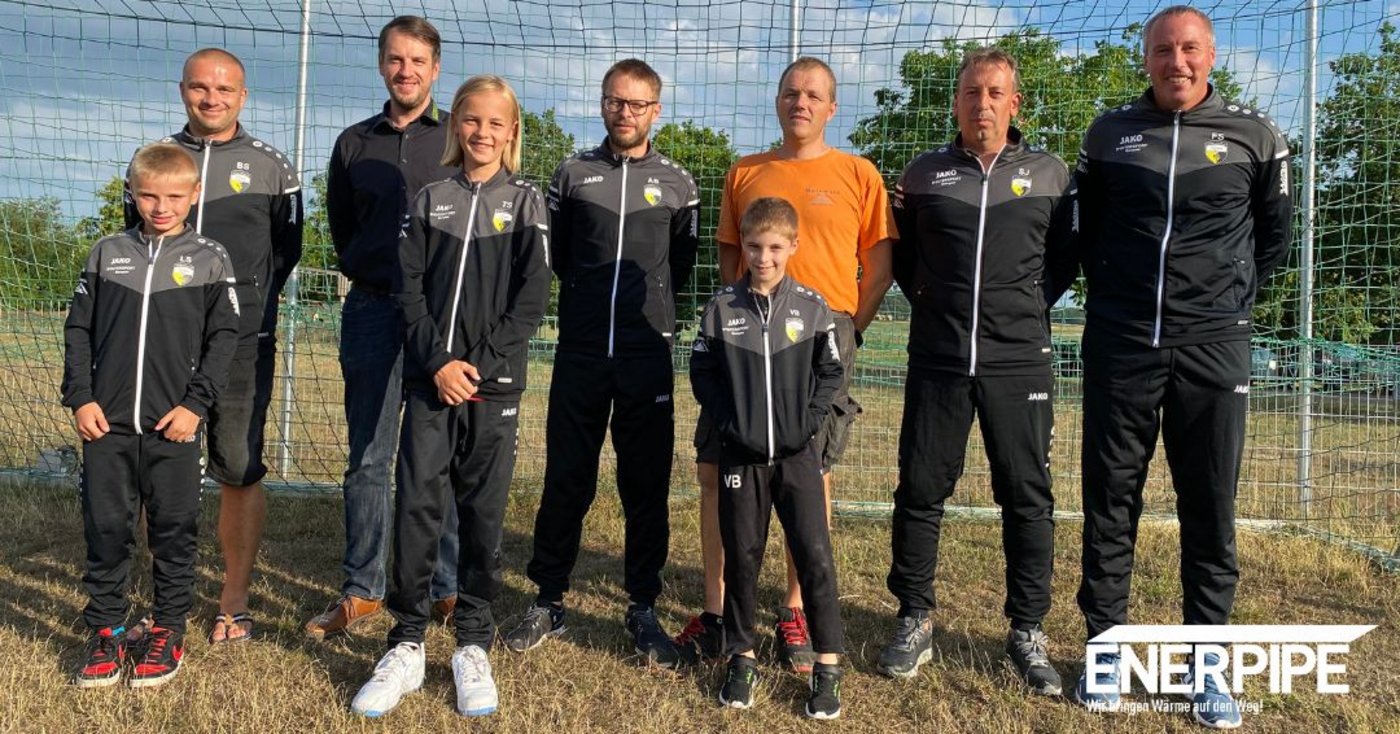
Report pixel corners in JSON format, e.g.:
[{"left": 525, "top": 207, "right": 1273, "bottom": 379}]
[{"left": 504, "top": 58, "right": 700, "bottom": 668}]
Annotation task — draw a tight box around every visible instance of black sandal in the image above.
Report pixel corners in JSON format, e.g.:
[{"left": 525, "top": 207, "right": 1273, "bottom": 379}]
[{"left": 209, "top": 612, "right": 255, "bottom": 644}]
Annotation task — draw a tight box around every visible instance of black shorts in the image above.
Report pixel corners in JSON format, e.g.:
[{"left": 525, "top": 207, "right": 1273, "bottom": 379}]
[
  {"left": 206, "top": 337, "right": 276, "bottom": 486},
  {"left": 694, "top": 314, "right": 861, "bottom": 472}
]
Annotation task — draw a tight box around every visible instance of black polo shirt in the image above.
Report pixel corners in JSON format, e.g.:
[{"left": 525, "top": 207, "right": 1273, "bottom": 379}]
[{"left": 326, "top": 100, "right": 457, "bottom": 292}]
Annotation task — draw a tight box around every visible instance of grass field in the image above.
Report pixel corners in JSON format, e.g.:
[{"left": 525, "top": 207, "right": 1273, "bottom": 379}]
[{"left": 1, "top": 479, "right": 1398, "bottom": 733}]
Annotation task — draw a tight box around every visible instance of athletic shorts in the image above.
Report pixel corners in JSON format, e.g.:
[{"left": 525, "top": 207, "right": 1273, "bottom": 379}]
[{"left": 205, "top": 336, "right": 276, "bottom": 486}]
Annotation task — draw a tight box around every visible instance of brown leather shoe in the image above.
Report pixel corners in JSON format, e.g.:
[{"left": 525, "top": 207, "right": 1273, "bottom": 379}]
[
  {"left": 431, "top": 596, "right": 457, "bottom": 625},
  {"left": 304, "top": 595, "right": 383, "bottom": 639}
]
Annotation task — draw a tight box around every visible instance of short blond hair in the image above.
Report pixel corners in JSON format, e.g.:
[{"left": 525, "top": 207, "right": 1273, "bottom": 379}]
[
  {"left": 740, "top": 197, "right": 798, "bottom": 243},
  {"left": 441, "top": 75, "right": 522, "bottom": 172},
  {"left": 128, "top": 143, "right": 199, "bottom": 187},
  {"left": 1143, "top": 5, "right": 1215, "bottom": 53}
]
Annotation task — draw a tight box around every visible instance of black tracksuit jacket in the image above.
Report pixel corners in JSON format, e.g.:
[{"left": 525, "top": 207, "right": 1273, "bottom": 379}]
[
  {"left": 547, "top": 144, "right": 701, "bottom": 358},
  {"left": 62, "top": 228, "right": 242, "bottom": 433},
  {"left": 892, "top": 128, "right": 1073, "bottom": 376},
  {"left": 125, "top": 126, "right": 303, "bottom": 342},
  {"left": 1073, "top": 86, "right": 1292, "bottom": 347},
  {"left": 691, "top": 275, "right": 844, "bottom": 465},
  {"left": 395, "top": 168, "right": 552, "bottom": 398}
]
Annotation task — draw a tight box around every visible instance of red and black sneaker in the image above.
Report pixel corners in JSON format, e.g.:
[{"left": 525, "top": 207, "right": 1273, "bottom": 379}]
[
  {"left": 774, "top": 607, "right": 817, "bottom": 673},
  {"left": 673, "top": 612, "right": 725, "bottom": 664},
  {"left": 130, "top": 626, "right": 183, "bottom": 688},
  {"left": 75, "top": 625, "right": 126, "bottom": 688}
]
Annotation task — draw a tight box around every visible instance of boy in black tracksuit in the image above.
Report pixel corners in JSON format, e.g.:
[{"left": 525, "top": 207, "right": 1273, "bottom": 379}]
[
  {"left": 691, "top": 197, "right": 845, "bottom": 720},
  {"left": 63, "top": 143, "right": 240, "bottom": 688},
  {"left": 388, "top": 166, "right": 550, "bottom": 651}
]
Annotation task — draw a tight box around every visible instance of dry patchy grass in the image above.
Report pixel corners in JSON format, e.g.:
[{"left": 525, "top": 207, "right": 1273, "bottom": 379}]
[{"left": 1, "top": 480, "right": 1398, "bottom": 733}]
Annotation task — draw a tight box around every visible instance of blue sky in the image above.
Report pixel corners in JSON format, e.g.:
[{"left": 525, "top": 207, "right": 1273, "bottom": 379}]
[{"left": 0, "top": 0, "right": 1395, "bottom": 218}]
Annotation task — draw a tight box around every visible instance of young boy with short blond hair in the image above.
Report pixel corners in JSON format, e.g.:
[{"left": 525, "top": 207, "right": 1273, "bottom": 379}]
[
  {"left": 63, "top": 142, "right": 240, "bottom": 688},
  {"left": 690, "top": 196, "right": 846, "bottom": 719}
]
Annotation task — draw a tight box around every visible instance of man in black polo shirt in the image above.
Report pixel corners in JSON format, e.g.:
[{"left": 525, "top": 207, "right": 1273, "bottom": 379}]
[{"left": 304, "top": 15, "right": 460, "bottom": 639}]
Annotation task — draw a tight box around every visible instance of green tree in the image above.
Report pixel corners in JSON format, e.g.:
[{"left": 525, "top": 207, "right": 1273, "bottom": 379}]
[
  {"left": 76, "top": 176, "right": 127, "bottom": 241},
  {"left": 520, "top": 109, "right": 578, "bottom": 188},
  {"left": 653, "top": 120, "right": 739, "bottom": 324},
  {"left": 1288, "top": 21, "right": 1400, "bottom": 344},
  {"left": 0, "top": 198, "right": 86, "bottom": 309}
]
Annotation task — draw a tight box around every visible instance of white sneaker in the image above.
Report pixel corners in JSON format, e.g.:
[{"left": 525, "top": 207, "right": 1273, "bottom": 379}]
[
  {"left": 351, "top": 642, "right": 426, "bottom": 717},
  {"left": 451, "top": 644, "right": 499, "bottom": 716}
]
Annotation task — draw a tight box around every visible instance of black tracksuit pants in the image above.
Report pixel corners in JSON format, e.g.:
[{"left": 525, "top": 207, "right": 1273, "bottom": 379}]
[
  {"left": 1077, "top": 329, "right": 1248, "bottom": 638},
  {"left": 527, "top": 352, "right": 674, "bottom": 607},
  {"left": 81, "top": 431, "right": 202, "bottom": 634},
  {"left": 720, "top": 442, "right": 844, "bottom": 657},
  {"left": 388, "top": 389, "right": 519, "bottom": 647},
  {"left": 886, "top": 370, "right": 1056, "bottom": 626}
]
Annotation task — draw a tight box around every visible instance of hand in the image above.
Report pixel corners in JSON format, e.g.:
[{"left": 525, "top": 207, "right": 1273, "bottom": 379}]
[
  {"left": 433, "top": 360, "right": 481, "bottom": 406},
  {"left": 74, "top": 402, "right": 109, "bottom": 442},
  {"left": 155, "top": 405, "right": 201, "bottom": 443}
]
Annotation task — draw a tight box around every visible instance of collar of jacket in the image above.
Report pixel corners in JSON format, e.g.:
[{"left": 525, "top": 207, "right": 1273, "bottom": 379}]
[
  {"left": 591, "top": 140, "right": 658, "bottom": 167},
  {"left": 740, "top": 272, "right": 795, "bottom": 305},
  {"left": 950, "top": 125, "right": 1028, "bottom": 164},
  {"left": 1134, "top": 83, "right": 1225, "bottom": 120},
  {"left": 131, "top": 225, "right": 199, "bottom": 248},
  {"left": 449, "top": 166, "right": 512, "bottom": 193},
  {"left": 173, "top": 124, "right": 249, "bottom": 150},
  {"left": 372, "top": 99, "right": 444, "bottom": 132}
]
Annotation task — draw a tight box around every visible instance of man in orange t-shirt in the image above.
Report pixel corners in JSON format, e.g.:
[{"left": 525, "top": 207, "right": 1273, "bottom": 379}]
[{"left": 673, "top": 56, "right": 894, "bottom": 670}]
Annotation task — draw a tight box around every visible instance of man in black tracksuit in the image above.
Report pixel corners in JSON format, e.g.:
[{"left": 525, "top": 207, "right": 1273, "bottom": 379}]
[
  {"left": 388, "top": 167, "right": 551, "bottom": 650},
  {"left": 505, "top": 60, "right": 699, "bottom": 666},
  {"left": 125, "top": 48, "right": 302, "bottom": 638},
  {"left": 880, "top": 49, "right": 1074, "bottom": 695},
  {"left": 1070, "top": 8, "right": 1291, "bottom": 724}
]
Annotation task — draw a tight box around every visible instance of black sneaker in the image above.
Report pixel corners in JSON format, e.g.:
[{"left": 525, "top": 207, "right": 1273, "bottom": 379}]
[
  {"left": 718, "top": 656, "right": 758, "bottom": 709},
  {"left": 673, "top": 612, "right": 724, "bottom": 664},
  {"left": 876, "top": 612, "right": 934, "bottom": 678},
  {"left": 774, "top": 607, "right": 817, "bottom": 673},
  {"left": 503, "top": 602, "right": 566, "bottom": 653},
  {"left": 75, "top": 625, "right": 126, "bottom": 688},
  {"left": 130, "top": 626, "right": 183, "bottom": 688},
  {"left": 1006, "top": 625, "right": 1062, "bottom": 696},
  {"left": 805, "top": 662, "right": 843, "bottom": 720},
  {"left": 624, "top": 604, "right": 683, "bottom": 668}
]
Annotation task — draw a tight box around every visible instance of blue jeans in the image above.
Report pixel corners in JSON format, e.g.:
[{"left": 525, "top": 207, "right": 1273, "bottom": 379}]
[{"left": 339, "top": 286, "right": 457, "bottom": 601}]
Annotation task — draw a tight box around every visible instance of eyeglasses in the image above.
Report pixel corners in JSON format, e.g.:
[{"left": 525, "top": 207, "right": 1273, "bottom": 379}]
[{"left": 601, "top": 96, "right": 658, "bottom": 114}]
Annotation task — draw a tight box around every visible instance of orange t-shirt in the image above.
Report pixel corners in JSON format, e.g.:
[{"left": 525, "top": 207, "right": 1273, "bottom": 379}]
[{"left": 717, "top": 148, "right": 893, "bottom": 315}]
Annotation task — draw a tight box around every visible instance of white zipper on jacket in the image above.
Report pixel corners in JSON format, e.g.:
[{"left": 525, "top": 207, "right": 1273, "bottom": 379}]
[
  {"left": 968, "top": 148, "right": 1003, "bottom": 376},
  {"left": 195, "top": 142, "right": 211, "bottom": 234},
  {"left": 607, "top": 157, "right": 630, "bottom": 358},
  {"left": 757, "top": 291, "right": 776, "bottom": 463},
  {"left": 445, "top": 183, "right": 481, "bottom": 352},
  {"left": 133, "top": 234, "right": 165, "bottom": 434},
  {"left": 1152, "top": 113, "right": 1183, "bottom": 348}
]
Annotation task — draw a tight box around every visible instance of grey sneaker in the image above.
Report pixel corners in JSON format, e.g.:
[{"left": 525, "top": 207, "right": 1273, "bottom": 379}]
[
  {"left": 876, "top": 612, "right": 934, "bottom": 678},
  {"left": 1006, "top": 625, "right": 1063, "bottom": 696},
  {"left": 503, "top": 603, "right": 565, "bottom": 653}
]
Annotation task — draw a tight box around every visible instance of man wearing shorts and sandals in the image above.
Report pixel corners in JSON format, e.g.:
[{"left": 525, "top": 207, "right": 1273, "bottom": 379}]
[
  {"left": 675, "top": 56, "right": 894, "bottom": 670},
  {"left": 125, "top": 48, "right": 302, "bottom": 642}
]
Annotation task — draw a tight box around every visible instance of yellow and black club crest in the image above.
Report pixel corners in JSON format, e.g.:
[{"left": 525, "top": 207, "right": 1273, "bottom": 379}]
[
  {"left": 172, "top": 264, "right": 195, "bottom": 286},
  {"left": 229, "top": 170, "right": 251, "bottom": 194},
  {"left": 784, "top": 316, "right": 805, "bottom": 343},
  {"left": 1011, "top": 176, "right": 1032, "bottom": 197},
  {"left": 1206, "top": 133, "right": 1229, "bottom": 164},
  {"left": 644, "top": 184, "right": 663, "bottom": 206},
  {"left": 492, "top": 210, "right": 514, "bottom": 232}
]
